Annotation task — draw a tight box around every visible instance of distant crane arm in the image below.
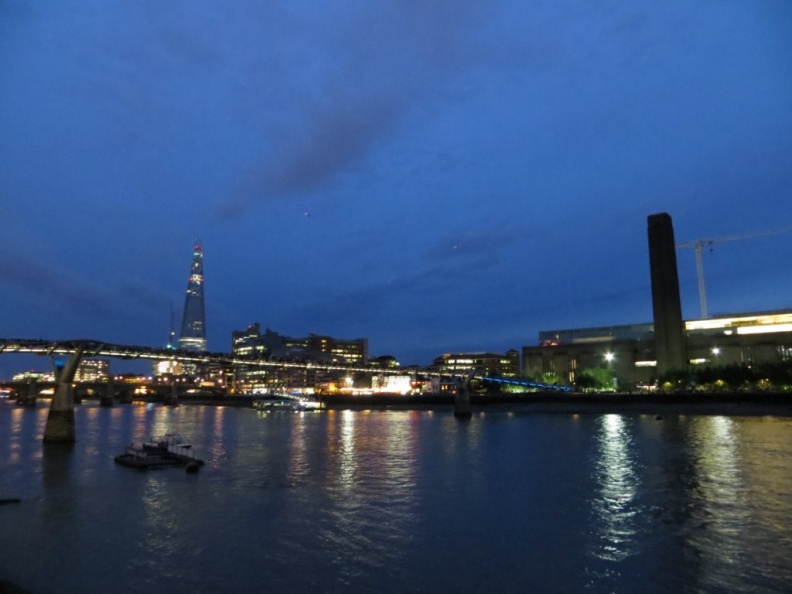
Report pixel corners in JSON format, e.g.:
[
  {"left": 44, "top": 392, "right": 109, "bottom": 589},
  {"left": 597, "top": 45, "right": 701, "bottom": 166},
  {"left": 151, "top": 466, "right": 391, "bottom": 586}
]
[{"left": 676, "top": 225, "right": 792, "bottom": 319}]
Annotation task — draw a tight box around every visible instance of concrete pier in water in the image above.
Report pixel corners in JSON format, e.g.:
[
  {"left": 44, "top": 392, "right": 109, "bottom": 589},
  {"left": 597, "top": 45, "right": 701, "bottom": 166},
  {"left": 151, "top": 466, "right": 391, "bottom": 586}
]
[
  {"left": 453, "top": 377, "right": 473, "bottom": 419},
  {"left": 43, "top": 346, "right": 84, "bottom": 443}
]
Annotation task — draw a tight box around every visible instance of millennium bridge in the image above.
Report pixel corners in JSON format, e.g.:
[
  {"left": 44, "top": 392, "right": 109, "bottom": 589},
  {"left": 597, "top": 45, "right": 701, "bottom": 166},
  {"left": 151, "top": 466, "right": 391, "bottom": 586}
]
[
  {"left": 0, "top": 338, "right": 393, "bottom": 375},
  {"left": 0, "top": 338, "right": 570, "bottom": 442}
]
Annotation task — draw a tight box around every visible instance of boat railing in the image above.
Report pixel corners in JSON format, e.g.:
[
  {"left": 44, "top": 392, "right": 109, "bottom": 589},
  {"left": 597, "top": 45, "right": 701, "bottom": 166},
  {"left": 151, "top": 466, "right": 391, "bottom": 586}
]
[
  {"left": 162, "top": 442, "right": 197, "bottom": 458},
  {"left": 130, "top": 434, "right": 199, "bottom": 459}
]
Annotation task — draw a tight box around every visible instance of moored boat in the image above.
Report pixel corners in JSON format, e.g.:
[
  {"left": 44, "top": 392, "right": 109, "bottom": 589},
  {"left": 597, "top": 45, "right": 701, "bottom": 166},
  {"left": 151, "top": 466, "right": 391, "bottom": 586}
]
[
  {"left": 252, "top": 393, "right": 324, "bottom": 412},
  {"left": 114, "top": 433, "right": 204, "bottom": 470}
]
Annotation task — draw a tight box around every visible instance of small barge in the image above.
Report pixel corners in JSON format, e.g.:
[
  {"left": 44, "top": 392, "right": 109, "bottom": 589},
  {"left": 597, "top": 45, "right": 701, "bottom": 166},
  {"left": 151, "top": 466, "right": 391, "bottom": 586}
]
[
  {"left": 252, "top": 393, "right": 324, "bottom": 412},
  {"left": 114, "top": 433, "right": 204, "bottom": 471}
]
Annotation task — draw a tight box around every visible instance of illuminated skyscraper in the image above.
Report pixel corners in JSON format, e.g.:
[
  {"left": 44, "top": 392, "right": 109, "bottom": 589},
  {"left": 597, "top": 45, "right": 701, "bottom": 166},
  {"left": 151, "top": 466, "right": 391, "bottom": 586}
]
[{"left": 179, "top": 243, "right": 207, "bottom": 352}]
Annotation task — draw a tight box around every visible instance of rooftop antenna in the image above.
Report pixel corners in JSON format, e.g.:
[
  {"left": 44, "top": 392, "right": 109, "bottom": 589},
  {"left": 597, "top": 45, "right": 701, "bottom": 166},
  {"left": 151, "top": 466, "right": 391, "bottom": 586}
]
[{"left": 168, "top": 302, "right": 176, "bottom": 349}]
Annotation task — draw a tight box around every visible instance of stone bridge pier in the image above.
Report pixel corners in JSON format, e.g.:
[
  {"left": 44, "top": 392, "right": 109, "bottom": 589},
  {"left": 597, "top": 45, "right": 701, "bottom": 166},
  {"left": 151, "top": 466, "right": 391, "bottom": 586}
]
[
  {"left": 453, "top": 371, "right": 475, "bottom": 419},
  {"left": 43, "top": 346, "right": 85, "bottom": 443}
]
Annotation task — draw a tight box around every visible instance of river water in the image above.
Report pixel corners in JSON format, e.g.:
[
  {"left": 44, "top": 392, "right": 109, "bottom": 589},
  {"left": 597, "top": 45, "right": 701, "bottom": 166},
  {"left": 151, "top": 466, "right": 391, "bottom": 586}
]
[{"left": 1, "top": 402, "right": 791, "bottom": 594}]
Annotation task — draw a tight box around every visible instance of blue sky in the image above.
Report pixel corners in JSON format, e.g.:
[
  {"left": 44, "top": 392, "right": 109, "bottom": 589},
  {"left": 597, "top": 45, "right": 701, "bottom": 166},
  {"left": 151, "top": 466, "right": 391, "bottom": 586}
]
[{"left": 1, "top": 1, "right": 791, "bottom": 377}]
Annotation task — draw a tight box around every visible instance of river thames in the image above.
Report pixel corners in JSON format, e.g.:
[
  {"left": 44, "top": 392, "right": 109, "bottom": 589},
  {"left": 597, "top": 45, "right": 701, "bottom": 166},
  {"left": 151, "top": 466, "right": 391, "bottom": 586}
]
[{"left": 1, "top": 402, "right": 791, "bottom": 594}]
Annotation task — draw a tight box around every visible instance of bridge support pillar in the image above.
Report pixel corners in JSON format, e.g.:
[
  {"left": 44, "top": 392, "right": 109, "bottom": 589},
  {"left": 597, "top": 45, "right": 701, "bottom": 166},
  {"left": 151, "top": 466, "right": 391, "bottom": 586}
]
[
  {"left": 163, "top": 379, "right": 179, "bottom": 406},
  {"left": 100, "top": 379, "right": 114, "bottom": 407},
  {"left": 44, "top": 347, "right": 84, "bottom": 443},
  {"left": 454, "top": 377, "right": 472, "bottom": 419},
  {"left": 18, "top": 381, "right": 38, "bottom": 407}
]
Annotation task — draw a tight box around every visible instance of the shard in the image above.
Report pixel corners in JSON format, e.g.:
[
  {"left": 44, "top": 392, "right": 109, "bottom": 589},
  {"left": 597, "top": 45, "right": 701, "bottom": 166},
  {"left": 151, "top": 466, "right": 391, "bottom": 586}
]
[{"left": 179, "top": 243, "right": 207, "bottom": 352}]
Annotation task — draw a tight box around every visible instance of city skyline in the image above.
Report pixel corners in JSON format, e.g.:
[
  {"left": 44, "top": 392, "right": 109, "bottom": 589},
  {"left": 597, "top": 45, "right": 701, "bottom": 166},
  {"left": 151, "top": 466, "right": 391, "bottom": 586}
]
[{"left": 1, "top": 1, "right": 791, "bottom": 377}]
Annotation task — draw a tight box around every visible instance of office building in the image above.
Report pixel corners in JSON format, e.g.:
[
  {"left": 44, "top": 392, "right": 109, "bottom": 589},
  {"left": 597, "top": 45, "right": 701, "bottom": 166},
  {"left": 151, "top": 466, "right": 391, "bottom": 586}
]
[
  {"left": 231, "top": 324, "right": 369, "bottom": 393},
  {"left": 75, "top": 358, "right": 110, "bottom": 383},
  {"left": 431, "top": 350, "right": 521, "bottom": 378}
]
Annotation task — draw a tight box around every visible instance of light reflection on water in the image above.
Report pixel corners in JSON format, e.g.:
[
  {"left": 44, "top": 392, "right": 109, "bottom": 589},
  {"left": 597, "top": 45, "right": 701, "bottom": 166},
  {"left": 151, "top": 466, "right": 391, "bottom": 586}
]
[
  {"left": 590, "top": 414, "right": 640, "bottom": 564},
  {"left": 1, "top": 403, "right": 791, "bottom": 594}
]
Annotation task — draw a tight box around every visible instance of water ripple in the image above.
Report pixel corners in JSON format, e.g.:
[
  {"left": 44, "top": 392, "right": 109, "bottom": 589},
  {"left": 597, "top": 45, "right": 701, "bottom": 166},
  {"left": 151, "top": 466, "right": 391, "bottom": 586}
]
[{"left": 1, "top": 407, "right": 792, "bottom": 593}]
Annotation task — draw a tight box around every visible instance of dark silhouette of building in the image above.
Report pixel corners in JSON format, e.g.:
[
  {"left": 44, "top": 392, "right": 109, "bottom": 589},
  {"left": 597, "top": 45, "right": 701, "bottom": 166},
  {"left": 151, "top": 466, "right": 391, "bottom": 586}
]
[
  {"left": 179, "top": 243, "right": 207, "bottom": 352},
  {"left": 648, "top": 213, "right": 687, "bottom": 375}
]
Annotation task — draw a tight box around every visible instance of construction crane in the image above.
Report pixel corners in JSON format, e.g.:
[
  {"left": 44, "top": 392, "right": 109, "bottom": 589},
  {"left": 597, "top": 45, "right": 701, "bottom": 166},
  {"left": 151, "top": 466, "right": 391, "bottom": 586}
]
[{"left": 677, "top": 226, "right": 792, "bottom": 319}]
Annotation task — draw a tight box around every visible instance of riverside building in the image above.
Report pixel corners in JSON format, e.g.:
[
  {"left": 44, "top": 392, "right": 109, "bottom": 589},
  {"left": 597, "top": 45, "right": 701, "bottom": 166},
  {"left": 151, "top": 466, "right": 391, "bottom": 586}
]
[
  {"left": 231, "top": 323, "right": 369, "bottom": 393},
  {"left": 431, "top": 351, "right": 521, "bottom": 377},
  {"left": 428, "top": 350, "right": 521, "bottom": 393},
  {"left": 525, "top": 213, "right": 792, "bottom": 389},
  {"left": 522, "top": 309, "right": 792, "bottom": 389},
  {"left": 75, "top": 358, "right": 110, "bottom": 383}
]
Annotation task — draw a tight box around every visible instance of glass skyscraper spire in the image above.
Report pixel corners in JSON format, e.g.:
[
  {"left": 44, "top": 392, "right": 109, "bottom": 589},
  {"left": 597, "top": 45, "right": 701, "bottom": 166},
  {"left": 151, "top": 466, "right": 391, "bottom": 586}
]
[{"left": 179, "top": 242, "right": 207, "bottom": 352}]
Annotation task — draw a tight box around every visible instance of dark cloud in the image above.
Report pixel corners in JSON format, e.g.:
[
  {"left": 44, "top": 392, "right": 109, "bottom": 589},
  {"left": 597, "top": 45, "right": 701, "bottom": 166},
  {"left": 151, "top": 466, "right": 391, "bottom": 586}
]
[
  {"left": 294, "top": 233, "right": 521, "bottom": 332},
  {"left": 2, "top": 1, "right": 791, "bottom": 374},
  {"left": 0, "top": 249, "right": 114, "bottom": 316},
  {"left": 426, "top": 224, "right": 523, "bottom": 265},
  {"left": 219, "top": 2, "right": 500, "bottom": 215},
  {"left": 224, "top": 96, "right": 403, "bottom": 215},
  {"left": 0, "top": 247, "right": 172, "bottom": 322},
  {"left": 114, "top": 279, "right": 174, "bottom": 314}
]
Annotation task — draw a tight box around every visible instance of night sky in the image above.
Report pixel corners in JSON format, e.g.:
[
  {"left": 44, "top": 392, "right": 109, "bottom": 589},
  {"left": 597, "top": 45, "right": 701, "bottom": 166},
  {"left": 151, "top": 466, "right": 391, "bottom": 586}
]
[{"left": 1, "top": 1, "right": 791, "bottom": 377}]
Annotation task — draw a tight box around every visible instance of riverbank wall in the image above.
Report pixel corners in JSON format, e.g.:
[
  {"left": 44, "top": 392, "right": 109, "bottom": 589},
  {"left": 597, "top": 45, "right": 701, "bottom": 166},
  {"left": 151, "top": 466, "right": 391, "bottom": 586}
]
[
  {"left": 127, "top": 391, "right": 792, "bottom": 416},
  {"left": 319, "top": 391, "right": 792, "bottom": 416}
]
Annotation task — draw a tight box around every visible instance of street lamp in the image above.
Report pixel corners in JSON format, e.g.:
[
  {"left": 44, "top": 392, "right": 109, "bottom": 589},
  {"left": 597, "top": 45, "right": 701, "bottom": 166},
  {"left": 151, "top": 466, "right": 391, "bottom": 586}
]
[{"left": 603, "top": 352, "right": 617, "bottom": 391}]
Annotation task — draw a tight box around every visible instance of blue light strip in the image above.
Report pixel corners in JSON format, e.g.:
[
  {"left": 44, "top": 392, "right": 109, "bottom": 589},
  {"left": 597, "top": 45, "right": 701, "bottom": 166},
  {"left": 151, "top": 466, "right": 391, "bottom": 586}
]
[{"left": 480, "top": 376, "right": 572, "bottom": 392}]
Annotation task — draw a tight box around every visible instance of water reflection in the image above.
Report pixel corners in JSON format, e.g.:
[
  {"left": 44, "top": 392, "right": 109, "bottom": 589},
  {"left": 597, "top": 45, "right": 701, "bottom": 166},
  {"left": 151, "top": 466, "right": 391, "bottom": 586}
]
[
  {"left": 685, "top": 417, "right": 753, "bottom": 592},
  {"left": 317, "top": 411, "right": 420, "bottom": 589},
  {"left": 590, "top": 414, "right": 640, "bottom": 563},
  {"left": 441, "top": 412, "right": 483, "bottom": 456},
  {"left": 149, "top": 408, "right": 172, "bottom": 439},
  {"left": 3, "top": 406, "right": 47, "bottom": 466},
  {"left": 3, "top": 405, "right": 792, "bottom": 594},
  {"left": 285, "top": 412, "right": 309, "bottom": 486},
  {"left": 383, "top": 412, "right": 418, "bottom": 493},
  {"left": 691, "top": 417, "right": 743, "bottom": 510},
  {"left": 201, "top": 405, "right": 232, "bottom": 465},
  {"left": 336, "top": 409, "right": 356, "bottom": 491},
  {"left": 41, "top": 442, "right": 77, "bottom": 527}
]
